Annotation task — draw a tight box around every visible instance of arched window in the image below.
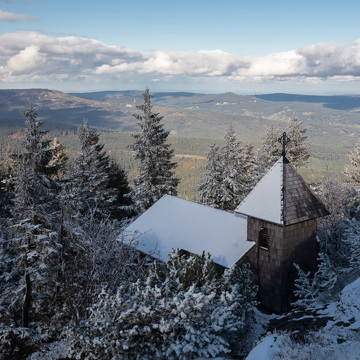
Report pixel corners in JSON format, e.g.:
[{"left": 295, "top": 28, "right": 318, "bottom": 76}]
[{"left": 259, "top": 227, "right": 269, "bottom": 249}]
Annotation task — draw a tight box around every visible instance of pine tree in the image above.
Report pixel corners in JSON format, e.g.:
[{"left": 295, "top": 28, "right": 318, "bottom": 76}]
[
  {"left": 293, "top": 253, "right": 337, "bottom": 309},
  {"left": 218, "top": 125, "right": 253, "bottom": 210},
  {"left": 0, "top": 107, "right": 60, "bottom": 327},
  {"left": 243, "top": 143, "right": 256, "bottom": 186},
  {"left": 255, "top": 126, "right": 281, "bottom": 178},
  {"left": 316, "top": 176, "right": 354, "bottom": 265},
  {"left": 107, "top": 159, "right": 134, "bottom": 220},
  {"left": 129, "top": 88, "right": 179, "bottom": 212},
  {"left": 61, "top": 121, "right": 132, "bottom": 221},
  {"left": 54, "top": 210, "right": 142, "bottom": 325},
  {"left": 73, "top": 250, "right": 257, "bottom": 359},
  {"left": 0, "top": 163, "right": 11, "bottom": 220},
  {"left": 198, "top": 126, "right": 254, "bottom": 211},
  {"left": 220, "top": 264, "right": 258, "bottom": 354},
  {"left": 287, "top": 115, "right": 310, "bottom": 168},
  {"left": 343, "top": 218, "right": 360, "bottom": 268},
  {"left": 344, "top": 138, "right": 360, "bottom": 186},
  {"left": 55, "top": 122, "right": 134, "bottom": 325},
  {"left": 197, "top": 141, "right": 222, "bottom": 208},
  {"left": 47, "top": 137, "right": 68, "bottom": 181},
  {"left": 76, "top": 120, "right": 115, "bottom": 215}
]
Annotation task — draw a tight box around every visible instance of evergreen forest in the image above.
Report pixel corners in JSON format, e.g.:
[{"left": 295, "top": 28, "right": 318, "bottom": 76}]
[{"left": 0, "top": 89, "right": 360, "bottom": 359}]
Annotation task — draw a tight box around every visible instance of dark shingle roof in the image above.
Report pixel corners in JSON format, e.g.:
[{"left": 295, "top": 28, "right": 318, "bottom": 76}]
[
  {"left": 235, "top": 156, "right": 329, "bottom": 226},
  {"left": 283, "top": 157, "right": 329, "bottom": 225}
]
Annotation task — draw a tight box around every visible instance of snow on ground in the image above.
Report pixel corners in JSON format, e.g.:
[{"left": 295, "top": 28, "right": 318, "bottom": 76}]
[
  {"left": 246, "top": 334, "right": 278, "bottom": 360},
  {"left": 332, "top": 277, "right": 360, "bottom": 329},
  {"left": 245, "top": 277, "right": 360, "bottom": 360}
]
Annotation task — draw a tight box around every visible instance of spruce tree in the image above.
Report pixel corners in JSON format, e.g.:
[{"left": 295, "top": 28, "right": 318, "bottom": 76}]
[
  {"left": 198, "top": 126, "right": 254, "bottom": 211},
  {"left": 47, "top": 137, "right": 68, "bottom": 181},
  {"left": 56, "top": 122, "right": 134, "bottom": 324},
  {"left": 344, "top": 138, "right": 360, "bottom": 186},
  {"left": 129, "top": 88, "right": 179, "bottom": 212},
  {"left": 0, "top": 163, "right": 11, "bottom": 220},
  {"left": 218, "top": 125, "right": 253, "bottom": 210},
  {"left": 107, "top": 159, "right": 134, "bottom": 220},
  {"left": 73, "top": 250, "right": 257, "bottom": 359},
  {"left": 62, "top": 121, "right": 132, "bottom": 221},
  {"left": 197, "top": 141, "right": 222, "bottom": 208},
  {"left": 0, "top": 107, "right": 60, "bottom": 327},
  {"left": 287, "top": 115, "right": 310, "bottom": 168},
  {"left": 255, "top": 125, "right": 281, "bottom": 178},
  {"left": 242, "top": 143, "right": 257, "bottom": 190}
]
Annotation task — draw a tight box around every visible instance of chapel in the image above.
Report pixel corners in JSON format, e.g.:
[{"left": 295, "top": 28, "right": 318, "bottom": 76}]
[{"left": 123, "top": 134, "right": 329, "bottom": 313}]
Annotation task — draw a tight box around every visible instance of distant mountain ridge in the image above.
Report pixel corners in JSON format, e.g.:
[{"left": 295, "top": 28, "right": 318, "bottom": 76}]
[
  {"left": 0, "top": 89, "right": 360, "bottom": 147},
  {"left": 255, "top": 93, "right": 360, "bottom": 111}
]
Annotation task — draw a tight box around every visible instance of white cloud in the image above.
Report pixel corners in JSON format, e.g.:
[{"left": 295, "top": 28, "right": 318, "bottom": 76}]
[
  {"left": 0, "top": 10, "right": 38, "bottom": 21},
  {"left": 8, "top": 45, "right": 46, "bottom": 73},
  {"left": 1, "top": 31, "right": 360, "bottom": 88}
]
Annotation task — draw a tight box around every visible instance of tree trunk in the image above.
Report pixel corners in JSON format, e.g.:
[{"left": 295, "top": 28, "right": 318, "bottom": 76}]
[{"left": 22, "top": 273, "right": 31, "bottom": 327}]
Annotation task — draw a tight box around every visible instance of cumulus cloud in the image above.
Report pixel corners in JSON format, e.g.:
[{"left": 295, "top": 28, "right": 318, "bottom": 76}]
[
  {"left": 1, "top": 31, "right": 360, "bottom": 87},
  {"left": 0, "top": 10, "right": 38, "bottom": 21},
  {"left": 7, "top": 45, "right": 46, "bottom": 73}
]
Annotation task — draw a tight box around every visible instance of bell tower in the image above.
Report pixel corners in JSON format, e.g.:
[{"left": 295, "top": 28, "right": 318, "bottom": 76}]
[{"left": 235, "top": 133, "right": 329, "bottom": 313}]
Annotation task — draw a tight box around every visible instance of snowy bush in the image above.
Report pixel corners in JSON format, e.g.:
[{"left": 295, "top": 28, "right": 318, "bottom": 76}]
[
  {"left": 343, "top": 218, "right": 360, "bottom": 269},
  {"left": 293, "top": 253, "right": 337, "bottom": 309},
  {"left": 316, "top": 176, "right": 355, "bottom": 269},
  {"left": 0, "top": 326, "right": 38, "bottom": 360},
  {"left": 72, "top": 250, "right": 257, "bottom": 359},
  {"left": 269, "top": 328, "right": 360, "bottom": 360}
]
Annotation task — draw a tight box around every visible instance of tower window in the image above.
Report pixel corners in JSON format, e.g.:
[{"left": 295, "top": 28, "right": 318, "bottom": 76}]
[{"left": 259, "top": 227, "right": 269, "bottom": 249}]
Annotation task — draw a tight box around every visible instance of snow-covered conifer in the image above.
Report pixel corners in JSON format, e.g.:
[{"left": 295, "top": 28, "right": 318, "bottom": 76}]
[
  {"left": 61, "top": 120, "right": 132, "bottom": 221},
  {"left": 107, "top": 158, "right": 134, "bottom": 220},
  {"left": 73, "top": 250, "right": 257, "bottom": 359},
  {"left": 0, "top": 107, "right": 60, "bottom": 327},
  {"left": 198, "top": 126, "right": 254, "bottom": 210},
  {"left": 0, "top": 163, "right": 11, "bottom": 220},
  {"left": 46, "top": 137, "right": 68, "bottom": 181},
  {"left": 197, "top": 141, "right": 222, "bottom": 208},
  {"left": 220, "top": 264, "right": 258, "bottom": 355},
  {"left": 293, "top": 253, "right": 337, "bottom": 309},
  {"left": 54, "top": 210, "right": 142, "bottom": 325},
  {"left": 255, "top": 126, "right": 281, "bottom": 178},
  {"left": 287, "top": 115, "right": 310, "bottom": 168},
  {"left": 242, "top": 143, "right": 257, "bottom": 189},
  {"left": 316, "top": 176, "right": 354, "bottom": 266},
  {"left": 165, "top": 249, "right": 219, "bottom": 294},
  {"left": 129, "top": 88, "right": 179, "bottom": 213},
  {"left": 70, "top": 120, "right": 115, "bottom": 216},
  {"left": 344, "top": 138, "right": 360, "bottom": 186},
  {"left": 343, "top": 218, "right": 360, "bottom": 267},
  {"left": 218, "top": 125, "right": 253, "bottom": 210}
]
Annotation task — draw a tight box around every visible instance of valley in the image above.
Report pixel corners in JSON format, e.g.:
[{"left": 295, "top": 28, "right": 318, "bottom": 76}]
[{"left": 0, "top": 89, "right": 358, "bottom": 199}]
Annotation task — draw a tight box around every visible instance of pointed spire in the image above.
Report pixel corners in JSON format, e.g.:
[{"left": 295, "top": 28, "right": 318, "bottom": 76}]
[{"left": 235, "top": 157, "right": 329, "bottom": 226}]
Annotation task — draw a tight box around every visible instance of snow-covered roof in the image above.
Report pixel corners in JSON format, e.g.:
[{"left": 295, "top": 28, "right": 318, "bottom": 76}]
[
  {"left": 237, "top": 157, "right": 283, "bottom": 225},
  {"left": 235, "top": 156, "right": 329, "bottom": 226},
  {"left": 123, "top": 195, "right": 254, "bottom": 268}
]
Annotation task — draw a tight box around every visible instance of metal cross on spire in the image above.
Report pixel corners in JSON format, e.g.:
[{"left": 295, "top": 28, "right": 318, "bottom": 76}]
[{"left": 278, "top": 132, "right": 291, "bottom": 157}]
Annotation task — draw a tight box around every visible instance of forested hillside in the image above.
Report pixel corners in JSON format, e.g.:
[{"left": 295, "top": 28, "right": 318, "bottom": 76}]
[
  {"left": 0, "top": 89, "right": 357, "bottom": 199},
  {"left": 1, "top": 91, "right": 360, "bottom": 359}
]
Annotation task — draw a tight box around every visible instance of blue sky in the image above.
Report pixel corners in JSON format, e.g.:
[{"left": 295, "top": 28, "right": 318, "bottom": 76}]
[{"left": 0, "top": 0, "right": 360, "bottom": 94}]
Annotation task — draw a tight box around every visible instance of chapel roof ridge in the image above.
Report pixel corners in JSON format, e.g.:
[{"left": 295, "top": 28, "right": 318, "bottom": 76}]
[{"left": 235, "top": 155, "right": 329, "bottom": 226}]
